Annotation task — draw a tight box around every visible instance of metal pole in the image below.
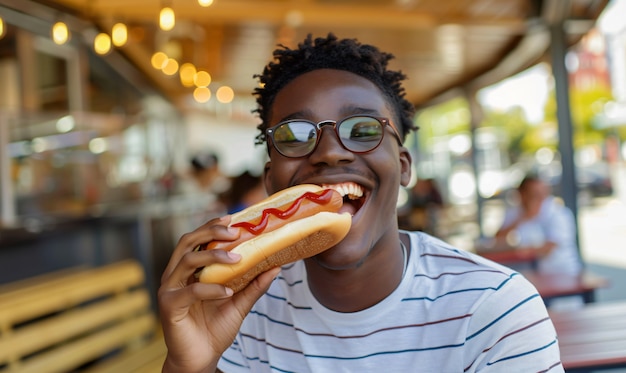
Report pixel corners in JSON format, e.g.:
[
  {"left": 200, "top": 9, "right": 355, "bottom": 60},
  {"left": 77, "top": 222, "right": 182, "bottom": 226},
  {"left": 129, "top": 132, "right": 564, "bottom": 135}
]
[
  {"left": 550, "top": 22, "right": 580, "bottom": 250},
  {"left": 465, "top": 89, "right": 485, "bottom": 238}
]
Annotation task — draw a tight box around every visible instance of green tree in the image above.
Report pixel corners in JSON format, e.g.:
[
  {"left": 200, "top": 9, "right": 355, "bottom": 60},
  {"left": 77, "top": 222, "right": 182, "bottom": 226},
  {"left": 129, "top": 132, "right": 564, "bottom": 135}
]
[
  {"left": 480, "top": 105, "right": 532, "bottom": 161},
  {"left": 543, "top": 84, "right": 613, "bottom": 150},
  {"left": 416, "top": 98, "right": 470, "bottom": 138}
]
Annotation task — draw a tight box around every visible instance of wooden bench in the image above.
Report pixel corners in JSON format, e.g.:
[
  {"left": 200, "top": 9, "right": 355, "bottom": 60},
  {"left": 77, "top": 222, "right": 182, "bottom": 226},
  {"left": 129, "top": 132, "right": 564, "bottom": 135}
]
[
  {"left": 0, "top": 260, "right": 166, "bottom": 373},
  {"left": 551, "top": 300, "right": 626, "bottom": 372}
]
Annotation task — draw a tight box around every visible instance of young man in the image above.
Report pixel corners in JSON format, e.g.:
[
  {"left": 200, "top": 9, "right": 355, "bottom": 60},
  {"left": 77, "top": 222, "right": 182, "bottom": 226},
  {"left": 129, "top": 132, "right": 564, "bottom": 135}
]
[{"left": 159, "top": 34, "right": 563, "bottom": 372}]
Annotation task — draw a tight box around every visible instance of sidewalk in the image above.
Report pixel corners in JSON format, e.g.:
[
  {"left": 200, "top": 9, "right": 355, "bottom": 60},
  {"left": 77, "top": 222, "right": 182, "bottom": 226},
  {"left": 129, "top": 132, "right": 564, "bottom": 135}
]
[
  {"left": 587, "top": 263, "right": 626, "bottom": 303},
  {"left": 579, "top": 163, "right": 626, "bottom": 269},
  {"left": 561, "top": 164, "right": 626, "bottom": 304}
]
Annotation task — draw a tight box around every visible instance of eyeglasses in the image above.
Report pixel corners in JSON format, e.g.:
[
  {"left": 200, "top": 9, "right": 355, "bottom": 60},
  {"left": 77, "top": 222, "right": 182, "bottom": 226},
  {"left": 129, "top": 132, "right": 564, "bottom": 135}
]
[{"left": 265, "top": 115, "right": 403, "bottom": 158}]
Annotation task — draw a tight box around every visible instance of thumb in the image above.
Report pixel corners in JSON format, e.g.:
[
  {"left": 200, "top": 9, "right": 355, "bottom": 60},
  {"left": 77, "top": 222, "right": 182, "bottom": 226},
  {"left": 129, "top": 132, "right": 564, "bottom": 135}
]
[{"left": 233, "top": 267, "right": 281, "bottom": 312}]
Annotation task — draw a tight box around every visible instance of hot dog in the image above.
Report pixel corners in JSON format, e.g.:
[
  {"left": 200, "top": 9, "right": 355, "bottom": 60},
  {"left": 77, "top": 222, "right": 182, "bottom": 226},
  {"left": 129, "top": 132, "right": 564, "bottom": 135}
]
[{"left": 197, "top": 184, "right": 352, "bottom": 292}]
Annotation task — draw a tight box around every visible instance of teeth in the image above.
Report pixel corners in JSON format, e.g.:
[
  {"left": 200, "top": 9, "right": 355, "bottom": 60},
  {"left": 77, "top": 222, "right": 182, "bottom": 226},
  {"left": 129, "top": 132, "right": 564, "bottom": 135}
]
[{"left": 322, "top": 182, "right": 364, "bottom": 200}]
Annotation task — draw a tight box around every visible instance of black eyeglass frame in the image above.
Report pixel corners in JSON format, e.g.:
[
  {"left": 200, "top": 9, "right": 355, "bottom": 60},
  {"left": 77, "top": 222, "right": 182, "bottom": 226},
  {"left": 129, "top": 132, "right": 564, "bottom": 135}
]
[{"left": 265, "top": 114, "right": 404, "bottom": 158}]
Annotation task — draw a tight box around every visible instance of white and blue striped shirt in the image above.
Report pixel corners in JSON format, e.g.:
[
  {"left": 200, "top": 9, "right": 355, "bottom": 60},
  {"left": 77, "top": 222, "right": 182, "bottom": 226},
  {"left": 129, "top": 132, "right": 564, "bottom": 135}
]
[{"left": 218, "top": 231, "right": 563, "bottom": 372}]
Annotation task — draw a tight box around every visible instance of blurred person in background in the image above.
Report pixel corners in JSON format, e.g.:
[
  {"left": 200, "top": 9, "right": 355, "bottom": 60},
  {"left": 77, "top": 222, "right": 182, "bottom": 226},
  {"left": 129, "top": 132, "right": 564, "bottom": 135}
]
[
  {"left": 405, "top": 177, "right": 444, "bottom": 235},
  {"left": 220, "top": 170, "right": 267, "bottom": 214},
  {"left": 495, "top": 174, "right": 582, "bottom": 276},
  {"left": 189, "top": 152, "right": 231, "bottom": 196},
  {"left": 172, "top": 152, "right": 231, "bottom": 241}
]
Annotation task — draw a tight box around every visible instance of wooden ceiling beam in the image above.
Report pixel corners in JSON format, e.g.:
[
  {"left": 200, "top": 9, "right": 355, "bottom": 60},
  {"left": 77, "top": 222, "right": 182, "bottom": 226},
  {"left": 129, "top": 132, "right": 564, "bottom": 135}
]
[{"left": 52, "top": 0, "right": 529, "bottom": 34}]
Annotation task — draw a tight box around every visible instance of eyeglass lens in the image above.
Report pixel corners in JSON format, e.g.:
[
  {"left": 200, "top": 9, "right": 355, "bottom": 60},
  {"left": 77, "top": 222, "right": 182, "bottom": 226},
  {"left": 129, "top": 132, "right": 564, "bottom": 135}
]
[{"left": 272, "top": 116, "right": 385, "bottom": 157}]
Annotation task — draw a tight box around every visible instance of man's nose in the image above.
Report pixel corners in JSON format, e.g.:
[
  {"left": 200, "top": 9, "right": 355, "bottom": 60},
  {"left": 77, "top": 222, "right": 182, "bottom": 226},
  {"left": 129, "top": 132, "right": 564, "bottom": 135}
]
[{"left": 308, "top": 125, "right": 354, "bottom": 164}]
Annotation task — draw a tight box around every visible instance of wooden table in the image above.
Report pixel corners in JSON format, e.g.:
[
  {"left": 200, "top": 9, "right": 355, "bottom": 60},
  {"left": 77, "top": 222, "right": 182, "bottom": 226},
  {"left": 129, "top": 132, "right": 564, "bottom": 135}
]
[
  {"left": 551, "top": 300, "right": 626, "bottom": 372},
  {"left": 475, "top": 244, "right": 609, "bottom": 304},
  {"left": 522, "top": 270, "right": 610, "bottom": 304},
  {"left": 474, "top": 239, "right": 542, "bottom": 271},
  {"left": 476, "top": 247, "right": 540, "bottom": 269}
]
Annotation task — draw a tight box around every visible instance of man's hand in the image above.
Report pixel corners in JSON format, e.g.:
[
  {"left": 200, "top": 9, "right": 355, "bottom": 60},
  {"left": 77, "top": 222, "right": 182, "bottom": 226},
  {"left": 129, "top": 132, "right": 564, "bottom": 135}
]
[{"left": 159, "top": 216, "right": 279, "bottom": 372}]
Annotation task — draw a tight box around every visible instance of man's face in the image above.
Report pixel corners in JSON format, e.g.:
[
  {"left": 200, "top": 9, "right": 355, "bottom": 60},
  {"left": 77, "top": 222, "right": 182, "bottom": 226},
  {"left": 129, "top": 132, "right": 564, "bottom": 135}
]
[{"left": 263, "top": 69, "right": 411, "bottom": 271}]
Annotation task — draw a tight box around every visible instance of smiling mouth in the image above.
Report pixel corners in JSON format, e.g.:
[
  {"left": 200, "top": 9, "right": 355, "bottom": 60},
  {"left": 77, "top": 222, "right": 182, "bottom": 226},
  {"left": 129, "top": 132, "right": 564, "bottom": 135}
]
[{"left": 322, "top": 182, "right": 366, "bottom": 215}]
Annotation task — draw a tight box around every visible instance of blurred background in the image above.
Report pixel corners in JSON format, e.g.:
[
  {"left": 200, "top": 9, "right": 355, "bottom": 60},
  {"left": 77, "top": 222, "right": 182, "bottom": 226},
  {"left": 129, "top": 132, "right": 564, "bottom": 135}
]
[{"left": 1, "top": 0, "right": 625, "bottom": 303}]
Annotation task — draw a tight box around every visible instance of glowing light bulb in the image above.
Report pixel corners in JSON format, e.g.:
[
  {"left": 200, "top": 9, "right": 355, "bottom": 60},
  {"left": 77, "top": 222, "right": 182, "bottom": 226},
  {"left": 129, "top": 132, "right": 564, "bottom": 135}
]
[
  {"left": 179, "top": 63, "right": 197, "bottom": 87},
  {"left": 89, "top": 138, "right": 108, "bottom": 154},
  {"left": 162, "top": 58, "right": 179, "bottom": 75},
  {"left": 159, "top": 7, "right": 175, "bottom": 31},
  {"left": 0, "top": 17, "right": 6, "bottom": 39},
  {"left": 151, "top": 52, "right": 168, "bottom": 69},
  {"left": 216, "top": 86, "right": 234, "bottom": 103},
  {"left": 94, "top": 33, "right": 112, "bottom": 55},
  {"left": 52, "top": 21, "right": 70, "bottom": 45},
  {"left": 198, "top": 0, "right": 214, "bottom": 6},
  {"left": 112, "top": 23, "right": 128, "bottom": 47},
  {"left": 56, "top": 115, "right": 75, "bottom": 133},
  {"left": 194, "top": 70, "right": 211, "bottom": 87},
  {"left": 194, "top": 87, "right": 211, "bottom": 103}
]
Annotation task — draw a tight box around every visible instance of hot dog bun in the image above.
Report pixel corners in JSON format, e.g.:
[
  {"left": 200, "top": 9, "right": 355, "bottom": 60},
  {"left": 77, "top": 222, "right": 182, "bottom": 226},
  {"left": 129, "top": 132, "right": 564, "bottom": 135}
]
[{"left": 198, "top": 184, "right": 351, "bottom": 292}]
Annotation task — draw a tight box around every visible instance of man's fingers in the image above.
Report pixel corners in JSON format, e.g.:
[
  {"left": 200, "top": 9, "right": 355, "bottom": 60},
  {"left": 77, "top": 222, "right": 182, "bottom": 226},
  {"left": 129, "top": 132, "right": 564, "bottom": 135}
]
[
  {"left": 162, "top": 249, "right": 241, "bottom": 288},
  {"left": 162, "top": 216, "right": 237, "bottom": 282},
  {"left": 158, "top": 282, "right": 233, "bottom": 322}
]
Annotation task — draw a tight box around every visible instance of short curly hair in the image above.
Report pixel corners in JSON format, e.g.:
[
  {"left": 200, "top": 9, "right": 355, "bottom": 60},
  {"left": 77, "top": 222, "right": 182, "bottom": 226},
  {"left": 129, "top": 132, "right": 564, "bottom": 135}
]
[{"left": 253, "top": 33, "right": 416, "bottom": 145}]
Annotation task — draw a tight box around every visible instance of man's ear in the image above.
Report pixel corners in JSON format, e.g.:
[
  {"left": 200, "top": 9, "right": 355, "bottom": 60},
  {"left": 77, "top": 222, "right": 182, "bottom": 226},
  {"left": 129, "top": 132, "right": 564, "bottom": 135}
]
[{"left": 399, "top": 147, "right": 412, "bottom": 187}]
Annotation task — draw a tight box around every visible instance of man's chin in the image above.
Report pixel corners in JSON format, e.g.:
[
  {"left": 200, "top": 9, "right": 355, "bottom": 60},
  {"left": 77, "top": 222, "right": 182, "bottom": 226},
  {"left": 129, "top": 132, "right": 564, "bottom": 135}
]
[{"left": 309, "top": 241, "right": 367, "bottom": 271}]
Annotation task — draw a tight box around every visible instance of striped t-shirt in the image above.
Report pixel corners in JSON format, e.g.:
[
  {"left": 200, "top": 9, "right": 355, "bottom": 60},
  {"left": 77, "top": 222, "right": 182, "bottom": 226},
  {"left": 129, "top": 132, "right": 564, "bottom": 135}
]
[{"left": 218, "top": 231, "right": 563, "bottom": 372}]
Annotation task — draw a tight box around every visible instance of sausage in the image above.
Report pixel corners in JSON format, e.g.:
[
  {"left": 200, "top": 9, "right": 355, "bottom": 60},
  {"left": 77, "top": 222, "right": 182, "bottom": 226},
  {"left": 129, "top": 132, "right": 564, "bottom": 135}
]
[{"left": 197, "top": 184, "right": 352, "bottom": 292}]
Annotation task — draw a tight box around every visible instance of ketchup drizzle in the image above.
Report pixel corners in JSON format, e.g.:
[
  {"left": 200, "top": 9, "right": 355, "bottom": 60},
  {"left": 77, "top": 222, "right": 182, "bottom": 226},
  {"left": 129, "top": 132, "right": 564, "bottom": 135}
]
[{"left": 231, "top": 189, "right": 335, "bottom": 235}]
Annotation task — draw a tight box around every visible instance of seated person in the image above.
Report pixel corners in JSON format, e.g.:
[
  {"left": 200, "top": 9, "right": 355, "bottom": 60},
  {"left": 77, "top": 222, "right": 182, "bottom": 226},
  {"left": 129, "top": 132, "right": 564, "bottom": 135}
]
[
  {"left": 220, "top": 170, "right": 266, "bottom": 214},
  {"left": 495, "top": 175, "right": 582, "bottom": 276},
  {"left": 405, "top": 178, "right": 444, "bottom": 235}
]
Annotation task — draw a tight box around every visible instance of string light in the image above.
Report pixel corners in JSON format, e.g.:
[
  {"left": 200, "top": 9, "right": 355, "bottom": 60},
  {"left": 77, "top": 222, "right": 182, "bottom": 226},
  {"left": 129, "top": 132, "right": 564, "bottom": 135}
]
[
  {"left": 0, "top": 16, "right": 6, "bottom": 39},
  {"left": 89, "top": 138, "right": 108, "bottom": 154},
  {"left": 56, "top": 115, "right": 75, "bottom": 133},
  {"left": 94, "top": 32, "right": 112, "bottom": 55},
  {"left": 111, "top": 22, "right": 128, "bottom": 47},
  {"left": 198, "top": 0, "right": 214, "bottom": 6},
  {"left": 193, "top": 87, "right": 211, "bottom": 103},
  {"left": 194, "top": 70, "right": 211, "bottom": 87},
  {"left": 151, "top": 52, "right": 168, "bottom": 69},
  {"left": 52, "top": 21, "right": 70, "bottom": 45},
  {"left": 179, "top": 63, "right": 197, "bottom": 87},
  {"left": 159, "top": 6, "right": 175, "bottom": 31},
  {"left": 162, "top": 58, "right": 179, "bottom": 75},
  {"left": 216, "top": 86, "right": 234, "bottom": 103}
]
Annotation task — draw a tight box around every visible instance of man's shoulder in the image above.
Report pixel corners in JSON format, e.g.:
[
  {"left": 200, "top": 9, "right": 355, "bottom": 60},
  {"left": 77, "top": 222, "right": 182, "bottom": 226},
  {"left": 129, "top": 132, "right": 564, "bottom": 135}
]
[
  {"left": 405, "top": 230, "right": 518, "bottom": 276},
  {"left": 403, "top": 231, "right": 540, "bottom": 315}
]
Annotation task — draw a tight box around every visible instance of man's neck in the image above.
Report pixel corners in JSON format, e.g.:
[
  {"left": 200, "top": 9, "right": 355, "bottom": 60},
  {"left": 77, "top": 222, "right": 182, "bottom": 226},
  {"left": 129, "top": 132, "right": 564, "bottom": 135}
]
[{"left": 304, "top": 234, "right": 408, "bottom": 313}]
